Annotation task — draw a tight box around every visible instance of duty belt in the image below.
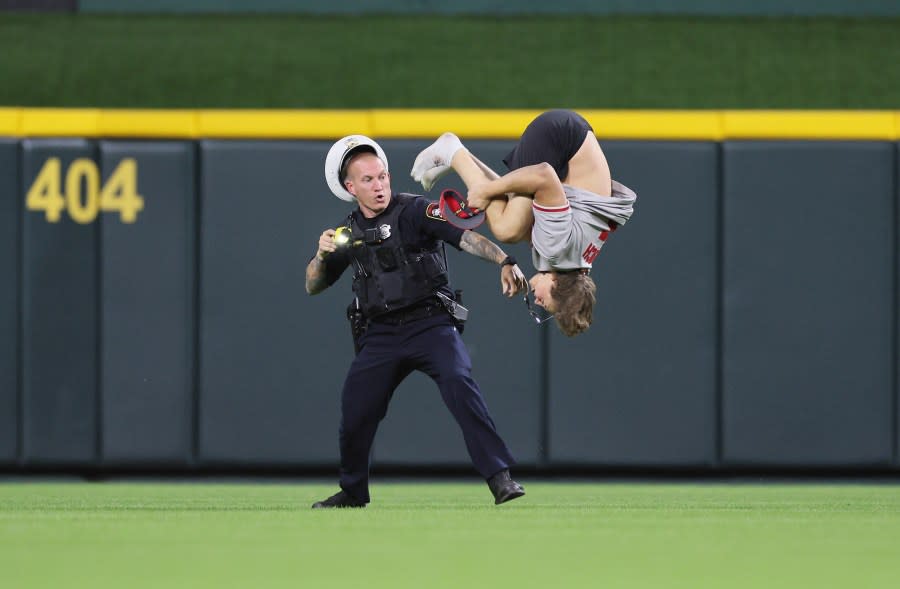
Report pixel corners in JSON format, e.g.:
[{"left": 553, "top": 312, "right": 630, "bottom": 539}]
[{"left": 369, "top": 301, "right": 448, "bottom": 326}]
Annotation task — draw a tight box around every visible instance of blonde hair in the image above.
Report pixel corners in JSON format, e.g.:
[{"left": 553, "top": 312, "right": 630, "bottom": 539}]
[{"left": 552, "top": 272, "right": 596, "bottom": 337}]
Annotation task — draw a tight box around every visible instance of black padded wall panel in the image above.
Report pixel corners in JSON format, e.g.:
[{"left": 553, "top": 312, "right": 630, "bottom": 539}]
[
  {"left": 21, "top": 139, "right": 98, "bottom": 465},
  {"left": 98, "top": 142, "right": 195, "bottom": 465},
  {"left": 0, "top": 140, "right": 18, "bottom": 464},
  {"left": 722, "top": 141, "right": 894, "bottom": 466},
  {"left": 198, "top": 141, "right": 351, "bottom": 465},
  {"left": 547, "top": 142, "right": 719, "bottom": 466}
]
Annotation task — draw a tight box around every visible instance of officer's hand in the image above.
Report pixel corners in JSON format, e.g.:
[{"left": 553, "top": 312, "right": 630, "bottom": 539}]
[
  {"left": 501, "top": 264, "right": 527, "bottom": 297},
  {"left": 316, "top": 229, "right": 337, "bottom": 260}
]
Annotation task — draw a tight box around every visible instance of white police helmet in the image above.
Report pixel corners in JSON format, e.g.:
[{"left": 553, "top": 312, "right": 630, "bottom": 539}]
[{"left": 324, "top": 135, "right": 389, "bottom": 202}]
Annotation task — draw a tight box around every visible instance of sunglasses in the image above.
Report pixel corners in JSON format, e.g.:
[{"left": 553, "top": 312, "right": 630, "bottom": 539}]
[{"left": 524, "top": 288, "right": 555, "bottom": 324}]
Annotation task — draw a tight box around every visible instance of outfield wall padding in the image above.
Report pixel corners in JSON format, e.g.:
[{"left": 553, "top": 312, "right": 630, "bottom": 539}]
[
  {"left": 0, "top": 140, "right": 18, "bottom": 464},
  {"left": 21, "top": 139, "right": 99, "bottom": 465},
  {"left": 1, "top": 136, "right": 897, "bottom": 472},
  {"left": 197, "top": 141, "right": 350, "bottom": 466},
  {"left": 98, "top": 141, "right": 195, "bottom": 466},
  {"left": 547, "top": 142, "right": 719, "bottom": 466},
  {"left": 721, "top": 142, "right": 895, "bottom": 466}
]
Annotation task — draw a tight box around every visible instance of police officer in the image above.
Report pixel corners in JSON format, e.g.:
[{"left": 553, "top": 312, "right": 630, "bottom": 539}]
[{"left": 306, "top": 135, "right": 528, "bottom": 508}]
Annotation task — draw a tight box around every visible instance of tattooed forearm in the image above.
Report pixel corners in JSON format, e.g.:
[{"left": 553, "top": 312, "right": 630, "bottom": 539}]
[
  {"left": 459, "top": 231, "right": 507, "bottom": 265},
  {"left": 305, "top": 256, "right": 329, "bottom": 295}
]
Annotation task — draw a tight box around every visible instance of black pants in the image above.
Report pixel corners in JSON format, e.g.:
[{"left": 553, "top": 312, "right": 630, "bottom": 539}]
[
  {"left": 338, "top": 313, "right": 515, "bottom": 503},
  {"left": 503, "top": 109, "right": 594, "bottom": 180}
]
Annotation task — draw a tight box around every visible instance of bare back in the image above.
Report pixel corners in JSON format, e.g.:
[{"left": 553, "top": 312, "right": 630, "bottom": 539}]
[{"left": 563, "top": 132, "right": 612, "bottom": 197}]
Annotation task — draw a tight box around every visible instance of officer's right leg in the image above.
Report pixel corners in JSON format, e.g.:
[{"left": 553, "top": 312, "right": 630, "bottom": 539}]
[{"left": 337, "top": 329, "right": 411, "bottom": 504}]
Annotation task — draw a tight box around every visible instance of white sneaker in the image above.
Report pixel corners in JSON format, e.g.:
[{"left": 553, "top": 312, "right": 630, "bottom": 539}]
[{"left": 411, "top": 132, "right": 464, "bottom": 191}]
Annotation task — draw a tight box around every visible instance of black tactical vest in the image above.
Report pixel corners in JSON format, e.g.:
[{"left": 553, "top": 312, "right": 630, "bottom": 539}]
[{"left": 346, "top": 194, "right": 450, "bottom": 318}]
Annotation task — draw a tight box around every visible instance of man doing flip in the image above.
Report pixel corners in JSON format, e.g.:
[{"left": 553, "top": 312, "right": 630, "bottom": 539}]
[{"left": 410, "top": 110, "right": 637, "bottom": 337}]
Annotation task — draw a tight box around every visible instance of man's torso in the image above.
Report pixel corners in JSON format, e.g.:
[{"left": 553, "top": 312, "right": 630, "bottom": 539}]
[{"left": 530, "top": 180, "right": 637, "bottom": 271}]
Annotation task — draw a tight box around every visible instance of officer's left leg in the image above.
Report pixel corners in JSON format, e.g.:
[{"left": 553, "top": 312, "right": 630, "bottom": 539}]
[{"left": 413, "top": 317, "right": 515, "bottom": 479}]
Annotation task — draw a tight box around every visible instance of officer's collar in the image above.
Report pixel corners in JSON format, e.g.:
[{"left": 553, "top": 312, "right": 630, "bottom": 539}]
[{"left": 354, "top": 194, "right": 397, "bottom": 221}]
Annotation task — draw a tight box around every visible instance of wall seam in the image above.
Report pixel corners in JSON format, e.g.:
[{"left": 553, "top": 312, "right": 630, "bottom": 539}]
[
  {"left": 715, "top": 141, "right": 725, "bottom": 468},
  {"left": 94, "top": 142, "right": 104, "bottom": 468},
  {"left": 540, "top": 326, "right": 550, "bottom": 468},
  {"left": 191, "top": 141, "right": 203, "bottom": 467},
  {"left": 893, "top": 140, "right": 899, "bottom": 467},
  {"left": 15, "top": 141, "right": 23, "bottom": 467}
]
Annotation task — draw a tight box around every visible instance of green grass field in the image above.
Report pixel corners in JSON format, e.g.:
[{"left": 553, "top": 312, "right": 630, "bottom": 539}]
[
  {"left": 2, "top": 481, "right": 899, "bottom": 588},
  {"left": 1, "top": 14, "right": 898, "bottom": 108}
]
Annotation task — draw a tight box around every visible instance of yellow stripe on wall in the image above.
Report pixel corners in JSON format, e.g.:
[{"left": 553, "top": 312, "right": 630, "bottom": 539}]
[
  {"left": 0, "top": 108, "right": 22, "bottom": 136},
  {"left": 582, "top": 110, "right": 726, "bottom": 140},
  {"left": 196, "top": 109, "right": 372, "bottom": 139},
  {"left": 722, "top": 110, "right": 898, "bottom": 140},
  {"left": 99, "top": 109, "right": 200, "bottom": 138},
  {"left": 371, "top": 109, "right": 546, "bottom": 138},
  {"left": 20, "top": 108, "right": 102, "bottom": 137},
  {"left": 1, "top": 108, "right": 898, "bottom": 140}
]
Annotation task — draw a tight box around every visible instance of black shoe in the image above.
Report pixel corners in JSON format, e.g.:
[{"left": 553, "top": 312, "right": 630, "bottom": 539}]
[
  {"left": 311, "top": 490, "right": 366, "bottom": 509},
  {"left": 487, "top": 469, "right": 525, "bottom": 505}
]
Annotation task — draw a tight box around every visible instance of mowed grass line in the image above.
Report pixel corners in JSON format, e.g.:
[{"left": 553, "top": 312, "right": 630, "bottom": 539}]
[
  {"left": 0, "top": 14, "right": 898, "bottom": 108},
  {"left": 1, "top": 482, "right": 899, "bottom": 589}
]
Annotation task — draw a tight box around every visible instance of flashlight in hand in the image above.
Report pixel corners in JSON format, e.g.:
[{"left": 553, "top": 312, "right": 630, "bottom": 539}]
[
  {"left": 331, "top": 226, "right": 365, "bottom": 252},
  {"left": 334, "top": 226, "right": 352, "bottom": 247},
  {"left": 320, "top": 226, "right": 354, "bottom": 261}
]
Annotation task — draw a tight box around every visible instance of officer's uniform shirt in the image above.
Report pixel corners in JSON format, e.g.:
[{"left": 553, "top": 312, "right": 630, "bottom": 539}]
[{"left": 321, "top": 195, "right": 464, "bottom": 309}]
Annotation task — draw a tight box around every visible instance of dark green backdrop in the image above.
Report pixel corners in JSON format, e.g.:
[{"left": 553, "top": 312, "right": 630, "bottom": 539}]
[
  {"left": 1, "top": 14, "right": 897, "bottom": 109},
  {"left": 76, "top": 1, "right": 900, "bottom": 17}
]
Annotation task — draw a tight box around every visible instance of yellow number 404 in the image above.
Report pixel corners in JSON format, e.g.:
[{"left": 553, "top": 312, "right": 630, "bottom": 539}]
[{"left": 26, "top": 158, "right": 145, "bottom": 224}]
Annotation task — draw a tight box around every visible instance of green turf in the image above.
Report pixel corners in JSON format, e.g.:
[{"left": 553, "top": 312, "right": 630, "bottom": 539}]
[
  {"left": 1, "top": 482, "right": 899, "bottom": 588},
  {"left": 0, "top": 14, "right": 898, "bottom": 108}
]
